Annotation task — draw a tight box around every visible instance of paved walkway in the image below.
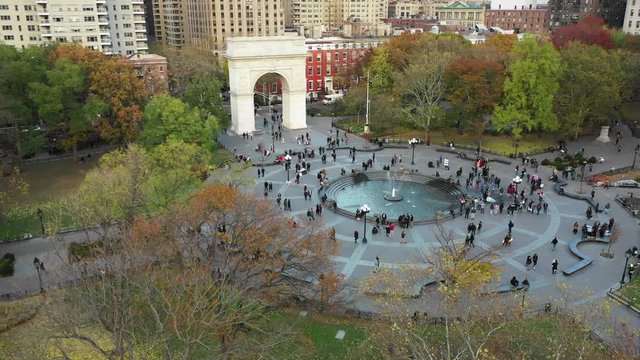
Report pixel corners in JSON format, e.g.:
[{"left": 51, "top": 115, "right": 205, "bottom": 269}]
[{"left": 1, "top": 108, "right": 639, "bottom": 341}]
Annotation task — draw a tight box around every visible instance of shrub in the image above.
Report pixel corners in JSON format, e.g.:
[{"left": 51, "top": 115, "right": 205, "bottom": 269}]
[
  {"left": 0, "top": 253, "right": 16, "bottom": 277},
  {"left": 541, "top": 159, "right": 551, "bottom": 166},
  {"left": 588, "top": 156, "right": 597, "bottom": 164},
  {"left": 564, "top": 154, "right": 574, "bottom": 162},
  {"left": 68, "top": 241, "right": 103, "bottom": 261},
  {"left": 554, "top": 156, "right": 563, "bottom": 163}
]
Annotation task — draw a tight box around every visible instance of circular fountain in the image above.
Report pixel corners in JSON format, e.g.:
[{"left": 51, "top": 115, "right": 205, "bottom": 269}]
[{"left": 324, "top": 171, "right": 466, "bottom": 223}]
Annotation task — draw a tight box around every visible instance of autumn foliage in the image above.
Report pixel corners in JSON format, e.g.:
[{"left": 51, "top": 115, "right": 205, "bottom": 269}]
[{"left": 552, "top": 16, "right": 615, "bottom": 50}]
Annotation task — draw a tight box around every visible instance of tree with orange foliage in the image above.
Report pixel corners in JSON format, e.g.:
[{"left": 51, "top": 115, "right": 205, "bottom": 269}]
[
  {"left": 552, "top": 16, "right": 615, "bottom": 50},
  {"left": 445, "top": 57, "right": 505, "bottom": 137},
  {"left": 50, "top": 44, "right": 147, "bottom": 143}
]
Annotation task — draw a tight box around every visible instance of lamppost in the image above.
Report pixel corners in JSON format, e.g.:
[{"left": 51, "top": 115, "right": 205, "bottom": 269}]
[
  {"left": 521, "top": 278, "right": 530, "bottom": 308},
  {"left": 579, "top": 160, "right": 587, "bottom": 194},
  {"left": 409, "top": 138, "right": 419, "bottom": 165},
  {"left": 632, "top": 145, "right": 639, "bottom": 169},
  {"left": 272, "top": 133, "right": 276, "bottom": 153},
  {"left": 514, "top": 139, "right": 520, "bottom": 159},
  {"left": 33, "top": 257, "right": 44, "bottom": 293},
  {"left": 284, "top": 154, "right": 292, "bottom": 182},
  {"left": 36, "top": 208, "right": 44, "bottom": 236},
  {"left": 331, "top": 112, "right": 335, "bottom": 128},
  {"left": 360, "top": 204, "right": 370, "bottom": 244},
  {"left": 621, "top": 248, "right": 634, "bottom": 284},
  {"left": 512, "top": 175, "right": 523, "bottom": 195}
]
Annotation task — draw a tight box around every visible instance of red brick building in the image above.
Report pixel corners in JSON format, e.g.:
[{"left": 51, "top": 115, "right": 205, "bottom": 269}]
[
  {"left": 128, "top": 54, "right": 169, "bottom": 95},
  {"left": 304, "top": 38, "right": 385, "bottom": 99},
  {"left": 484, "top": 9, "right": 549, "bottom": 34}
]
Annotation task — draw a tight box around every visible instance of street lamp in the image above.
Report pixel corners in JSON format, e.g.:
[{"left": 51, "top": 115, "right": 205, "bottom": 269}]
[
  {"left": 360, "top": 204, "right": 371, "bottom": 244},
  {"left": 409, "top": 138, "right": 419, "bottom": 165},
  {"left": 272, "top": 133, "right": 276, "bottom": 153},
  {"left": 579, "top": 160, "right": 587, "bottom": 194},
  {"left": 36, "top": 208, "right": 44, "bottom": 236},
  {"left": 512, "top": 175, "right": 523, "bottom": 195},
  {"left": 514, "top": 139, "right": 520, "bottom": 159},
  {"left": 621, "top": 248, "right": 634, "bottom": 284},
  {"left": 521, "top": 278, "right": 530, "bottom": 308},
  {"left": 632, "top": 145, "right": 639, "bottom": 169},
  {"left": 33, "top": 257, "right": 44, "bottom": 293}
]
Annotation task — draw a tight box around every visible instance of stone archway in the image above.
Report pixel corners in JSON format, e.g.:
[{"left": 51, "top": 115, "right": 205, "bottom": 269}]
[{"left": 225, "top": 36, "right": 308, "bottom": 134}]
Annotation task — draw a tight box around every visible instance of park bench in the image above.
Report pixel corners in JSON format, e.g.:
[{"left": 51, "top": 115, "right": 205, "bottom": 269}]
[
  {"left": 493, "top": 283, "right": 525, "bottom": 294},
  {"left": 282, "top": 268, "right": 319, "bottom": 285},
  {"left": 562, "top": 237, "right": 610, "bottom": 275}
]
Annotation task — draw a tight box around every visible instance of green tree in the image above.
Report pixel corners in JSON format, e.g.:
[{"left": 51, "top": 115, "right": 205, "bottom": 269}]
[
  {"left": 28, "top": 59, "right": 108, "bottom": 159},
  {"left": 0, "top": 45, "right": 51, "bottom": 157},
  {"left": 368, "top": 47, "right": 395, "bottom": 93},
  {"left": 555, "top": 43, "right": 622, "bottom": 140},
  {"left": 139, "top": 95, "right": 219, "bottom": 152},
  {"left": 398, "top": 54, "right": 450, "bottom": 145},
  {"left": 147, "top": 139, "right": 211, "bottom": 209},
  {"left": 182, "top": 78, "right": 230, "bottom": 130},
  {"left": 493, "top": 37, "right": 562, "bottom": 138}
]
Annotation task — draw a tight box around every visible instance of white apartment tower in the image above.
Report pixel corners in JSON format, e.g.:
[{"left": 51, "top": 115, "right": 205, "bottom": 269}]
[
  {"left": 623, "top": 0, "right": 640, "bottom": 35},
  {"left": 0, "top": 0, "right": 148, "bottom": 55},
  {"left": 0, "top": 0, "right": 41, "bottom": 48}
]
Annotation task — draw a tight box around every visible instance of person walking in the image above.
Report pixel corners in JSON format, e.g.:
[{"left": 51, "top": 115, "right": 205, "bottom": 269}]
[
  {"left": 477, "top": 221, "right": 482, "bottom": 233},
  {"left": 374, "top": 256, "right": 381, "bottom": 273},
  {"left": 525, "top": 255, "right": 532, "bottom": 271},
  {"left": 401, "top": 230, "right": 407, "bottom": 244},
  {"left": 354, "top": 230, "right": 359, "bottom": 244},
  {"left": 532, "top": 253, "right": 538, "bottom": 270},
  {"left": 508, "top": 220, "right": 514, "bottom": 235},
  {"left": 552, "top": 259, "right": 559, "bottom": 275},
  {"left": 551, "top": 237, "right": 558, "bottom": 251}
]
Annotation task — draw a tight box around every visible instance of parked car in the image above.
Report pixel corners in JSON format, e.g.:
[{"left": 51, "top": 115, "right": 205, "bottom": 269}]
[{"left": 612, "top": 179, "right": 639, "bottom": 188}]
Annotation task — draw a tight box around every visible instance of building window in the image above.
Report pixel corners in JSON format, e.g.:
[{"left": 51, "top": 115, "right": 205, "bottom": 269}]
[
  {"left": 3, "top": 35, "right": 14, "bottom": 40},
  {"left": 342, "top": 52, "right": 347, "bottom": 60},
  {"left": 308, "top": 81, "right": 313, "bottom": 90},
  {"left": 53, "top": 17, "right": 63, "bottom": 22},
  {"left": 308, "top": 67, "right": 312, "bottom": 75},
  {"left": 24, "top": 5, "right": 32, "bottom": 10},
  {"left": 272, "top": 83, "right": 277, "bottom": 93},
  {"left": 27, "top": 25, "right": 36, "bottom": 31},
  {"left": 326, "top": 65, "right": 331, "bottom": 75},
  {"left": 0, "top": 16, "right": 10, "bottom": 20},
  {"left": 83, "top": 6, "right": 93, "bottom": 11},
  {"left": 316, "top": 66, "right": 321, "bottom": 75},
  {"left": 84, "top": 16, "right": 95, "bottom": 22},
  {"left": 26, "top": 15, "right": 34, "bottom": 21},
  {"left": 125, "top": 41, "right": 134, "bottom": 46},
  {"left": 87, "top": 36, "right": 97, "bottom": 42},
  {"left": 121, "top": 5, "right": 130, "bottom": 10},
  {"left": 335, "top": 53, "right": 339, "bottom": 60},
  {"left": 1, "top": 25, "right": 12, "bottom": 31}
]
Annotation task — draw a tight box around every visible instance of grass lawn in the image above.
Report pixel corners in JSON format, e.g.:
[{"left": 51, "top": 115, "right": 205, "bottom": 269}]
[
  {"left": 620, "top": 275, "right": 640, "bottom": 309},
  {"left": 620, "top": 102, "right": 640, "bottom": 125},
  {"left": 335, "top": 118, "right": 557, "bottom": 156}
]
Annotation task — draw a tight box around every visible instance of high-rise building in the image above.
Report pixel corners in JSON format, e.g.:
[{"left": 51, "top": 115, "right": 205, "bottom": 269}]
[
  {"left": 284, "top": 0, "right": 389, "bottom": 36},
  {"left": 0, "top": 0, "right": 148, "bottom": 55},
  {"left": 0, "top": 0, "right": 41, "bottom": 49},
  {"left": 547, "top": 0, "right": 627, "bottom": 29},
  {"left": 184, "top": 0, "right": 285, "bottom": 53},
  {"left": 152, "top": 0, "right": 184, "bottom": 48},
  {"left": 623, "top": 0, "right": 640, "bottom": 34}
]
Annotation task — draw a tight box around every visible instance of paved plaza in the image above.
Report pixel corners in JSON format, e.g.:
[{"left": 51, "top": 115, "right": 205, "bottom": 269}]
[
  {"left": 220, "top": 107, "right": 640, "bottom": 317},
  {"left": 1, "top": 106, "right": 639, "bottom": 335}
]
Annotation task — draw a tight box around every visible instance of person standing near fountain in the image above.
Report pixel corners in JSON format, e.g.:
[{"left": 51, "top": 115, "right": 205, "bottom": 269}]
[
  {"left": 401, "top": 231, "right": 407, "bottom": 244},
  {"left": 354, "top": 230, "right": 359, "bottom": 244}
]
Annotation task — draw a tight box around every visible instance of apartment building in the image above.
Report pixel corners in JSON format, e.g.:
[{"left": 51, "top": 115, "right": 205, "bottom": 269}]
[
  {"left": 0, "top": 0, "right": 148, "bottom": 55},
  {"left": 547, "top": 0, "right": 627, "bottom": 29},
  {"left": 285, "top": 0, "right": 388, "bottom": 36},
  {"left": 484, "top": 0, "right": 548, "bottom": 34},
  {"left": 0, "top": 0, "right": 41, "bottom": 48},
  {"left": 183, "top": 0, "right": 285, "bottom": 53},
  {"left": 152, "top": 0, "right": 184, "bottom": 48},
  {"left": 623, "top": 0, "right": 640, "bottom": 34}
]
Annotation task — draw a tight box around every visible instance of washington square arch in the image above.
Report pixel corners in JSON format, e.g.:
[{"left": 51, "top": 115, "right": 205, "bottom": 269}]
[{"left": 225, "top": 36, "right": 308, "bottom": 134}]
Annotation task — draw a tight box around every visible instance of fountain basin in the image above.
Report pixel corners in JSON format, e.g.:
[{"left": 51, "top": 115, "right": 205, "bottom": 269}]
[{"left": 324, "top": 171, "right": 465, "bottom": 222}]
